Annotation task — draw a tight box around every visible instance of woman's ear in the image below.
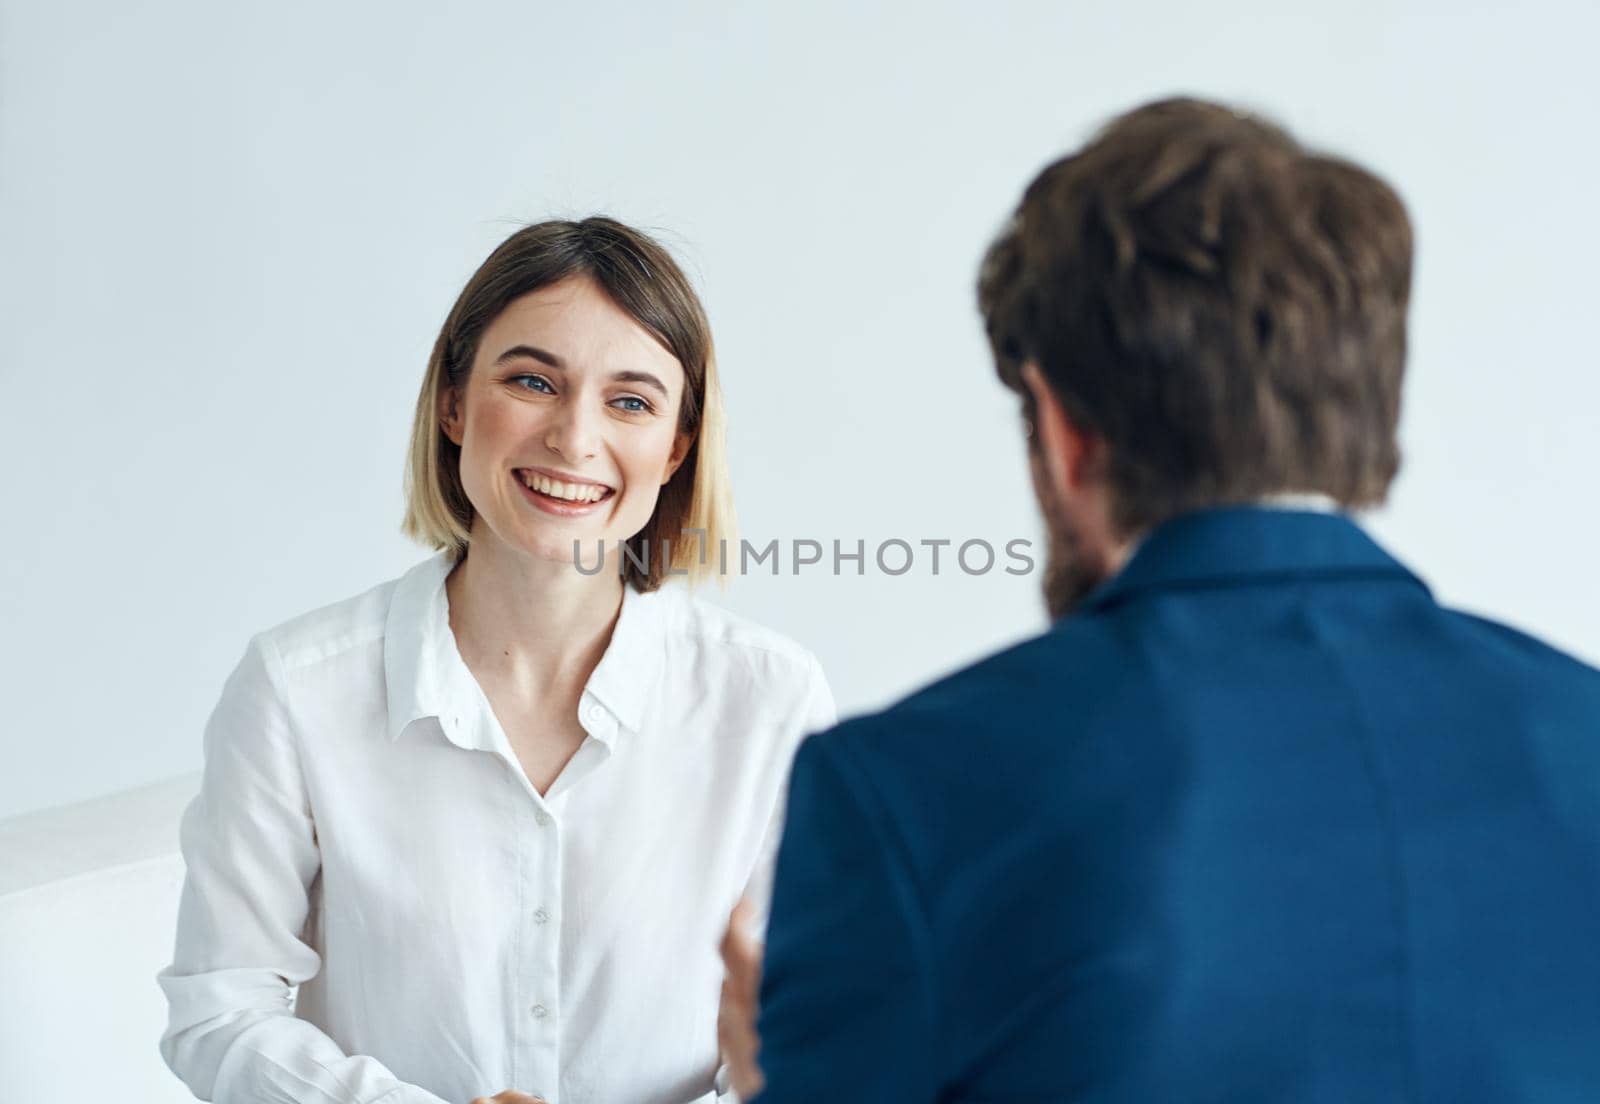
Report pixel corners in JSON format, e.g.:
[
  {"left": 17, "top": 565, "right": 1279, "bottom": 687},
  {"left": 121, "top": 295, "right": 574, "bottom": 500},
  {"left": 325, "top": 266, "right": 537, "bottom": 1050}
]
[
  {"left": 438, "top": 384, "right": 465, "bottom": 447},
  {"left": 662, "top": 431, "right": 694, "bottom": 485}
]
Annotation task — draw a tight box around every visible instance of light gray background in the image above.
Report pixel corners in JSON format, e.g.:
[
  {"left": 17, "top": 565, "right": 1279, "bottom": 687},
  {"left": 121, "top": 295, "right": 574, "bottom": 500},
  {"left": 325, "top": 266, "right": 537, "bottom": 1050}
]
[{"left": 3, "top": 0, "right": 1597, "bottom": 819}]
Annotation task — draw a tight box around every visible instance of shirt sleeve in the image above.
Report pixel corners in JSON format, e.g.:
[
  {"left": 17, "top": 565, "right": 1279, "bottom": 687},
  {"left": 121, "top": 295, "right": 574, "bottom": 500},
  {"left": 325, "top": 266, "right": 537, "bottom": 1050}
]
[
  {"left": 748, "top": 731, "right": 939, "bottom": 1104},
  {"left": 736, "top": 653, "right": 837, "bottom": 939},
  {"left": 709, "top": 656, "right": 838, "bottom": 1103},
  {"left": 156, "top": 633, "right": 450, "bottom": 1104}
]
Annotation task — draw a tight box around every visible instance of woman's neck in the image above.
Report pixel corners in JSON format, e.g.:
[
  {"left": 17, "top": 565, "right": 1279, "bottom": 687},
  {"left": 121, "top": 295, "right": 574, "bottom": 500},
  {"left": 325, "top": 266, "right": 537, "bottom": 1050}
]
[{"left": 444, "top": 528, "right": 628, "bottom": 699}]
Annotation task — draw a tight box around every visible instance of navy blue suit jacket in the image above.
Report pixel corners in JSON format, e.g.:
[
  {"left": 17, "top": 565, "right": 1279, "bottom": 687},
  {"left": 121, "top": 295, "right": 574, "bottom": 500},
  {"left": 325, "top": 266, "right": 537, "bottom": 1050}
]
[{"left": 755, "top": 508, "right": 1600, "bottom": 1102}]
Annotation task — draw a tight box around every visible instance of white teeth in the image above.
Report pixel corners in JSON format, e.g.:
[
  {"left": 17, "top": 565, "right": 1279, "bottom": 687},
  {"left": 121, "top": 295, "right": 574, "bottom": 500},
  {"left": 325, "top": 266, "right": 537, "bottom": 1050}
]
[{"left": 520, "top": 471, "right": 607, "bottom": 503}]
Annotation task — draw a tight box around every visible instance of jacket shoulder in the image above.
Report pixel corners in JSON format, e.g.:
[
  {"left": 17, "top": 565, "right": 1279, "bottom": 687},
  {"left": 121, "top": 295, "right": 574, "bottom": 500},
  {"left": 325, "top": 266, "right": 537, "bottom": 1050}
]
[
  {"left": 1449, "top": 608, "right": 1600, "bottom": 683},
  {"left": 821, "top": 612, "right": 1136, "bottom": 758}
]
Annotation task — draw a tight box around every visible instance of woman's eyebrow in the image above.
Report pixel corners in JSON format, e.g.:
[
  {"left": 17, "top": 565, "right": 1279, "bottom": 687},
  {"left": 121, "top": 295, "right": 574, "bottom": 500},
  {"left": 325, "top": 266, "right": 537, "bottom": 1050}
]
[
  {"left": 610, "top": 370, "right": 670, "bottom": 398},
  {"left": 493, "top": 347, "right": 667, "bottom": 398},
  {"left": 494, "top": 344, "right": 565, "bottom": 368}
]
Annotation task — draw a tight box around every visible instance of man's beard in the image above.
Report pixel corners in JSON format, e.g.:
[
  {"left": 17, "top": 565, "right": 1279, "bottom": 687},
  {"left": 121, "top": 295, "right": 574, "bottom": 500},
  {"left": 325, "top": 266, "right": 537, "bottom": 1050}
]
[{"left": 1029, "top": 442, "right": 1110, "bottom": 620}]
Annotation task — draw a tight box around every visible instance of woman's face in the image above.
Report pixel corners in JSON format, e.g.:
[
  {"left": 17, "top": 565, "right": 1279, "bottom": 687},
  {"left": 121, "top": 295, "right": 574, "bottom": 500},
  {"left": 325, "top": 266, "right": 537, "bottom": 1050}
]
[{"left": 440, "top": 274, "right": 692, "bottom": 567}]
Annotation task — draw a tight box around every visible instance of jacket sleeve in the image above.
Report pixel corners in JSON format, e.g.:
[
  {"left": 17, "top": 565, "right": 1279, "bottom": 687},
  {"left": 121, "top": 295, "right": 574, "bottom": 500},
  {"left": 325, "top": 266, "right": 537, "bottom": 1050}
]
[
  {"left": 749, "top": 729, "right": 939, "bottom": 1103},
  {"left": 156, "top": 633, "right": 450, "bottom": 1104}
]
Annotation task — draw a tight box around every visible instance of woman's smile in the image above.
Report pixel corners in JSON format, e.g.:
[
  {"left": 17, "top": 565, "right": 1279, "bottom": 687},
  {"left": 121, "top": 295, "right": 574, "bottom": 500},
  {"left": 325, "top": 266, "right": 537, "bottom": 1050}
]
[{"left": 513, "top": 466, "right": 617, "bottom": 517}]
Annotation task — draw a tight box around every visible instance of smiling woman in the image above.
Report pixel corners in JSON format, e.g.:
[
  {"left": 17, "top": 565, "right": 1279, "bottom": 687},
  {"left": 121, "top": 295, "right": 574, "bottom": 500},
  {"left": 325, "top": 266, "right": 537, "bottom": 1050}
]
[
  {"left": 156, "top": 218, "right": 835, "bottom": 1104},
  {"left": 405, "top": 217, "right": 735, "bottom": 588}
]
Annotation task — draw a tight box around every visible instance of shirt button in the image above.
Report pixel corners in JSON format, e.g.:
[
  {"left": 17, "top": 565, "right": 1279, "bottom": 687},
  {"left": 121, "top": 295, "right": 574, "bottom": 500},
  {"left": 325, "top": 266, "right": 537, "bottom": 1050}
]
[
  {"left": 583, "top": 702, "right": 603, "bottom": 725},
  {"left": 533, "top": 907, "right": 550, "bottom": 925},
  {"left": 530, "top": 1003, "right": 549, "bottom": 1020},
  {"left": 534, "top": 809, "right": 552, "bottom": 827}
]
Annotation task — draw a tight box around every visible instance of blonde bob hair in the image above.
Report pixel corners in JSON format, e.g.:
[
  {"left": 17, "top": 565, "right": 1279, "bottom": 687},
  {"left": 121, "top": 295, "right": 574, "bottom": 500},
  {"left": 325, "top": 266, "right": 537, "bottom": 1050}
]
[{"left": 401, "top": 217, "right": 735, "bottom": 590}]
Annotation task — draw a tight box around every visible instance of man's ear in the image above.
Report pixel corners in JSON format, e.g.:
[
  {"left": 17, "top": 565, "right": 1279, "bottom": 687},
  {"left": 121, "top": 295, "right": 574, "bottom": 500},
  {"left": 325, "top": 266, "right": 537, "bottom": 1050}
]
[
  {"left": 662, "top": 431, "right": 694, "bottom": 485},
  {"left": 1020, "top": 362, "right": 1100, "bottom": 493},
  {"left": 438, "top": 385, "right": 465, "bottom": 447}
]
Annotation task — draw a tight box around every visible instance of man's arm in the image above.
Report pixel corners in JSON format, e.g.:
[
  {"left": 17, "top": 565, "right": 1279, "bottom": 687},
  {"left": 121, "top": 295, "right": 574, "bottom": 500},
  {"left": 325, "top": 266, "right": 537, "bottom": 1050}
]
[{"left": 747, "top": 731, "right": 939, "bottom": 1102}]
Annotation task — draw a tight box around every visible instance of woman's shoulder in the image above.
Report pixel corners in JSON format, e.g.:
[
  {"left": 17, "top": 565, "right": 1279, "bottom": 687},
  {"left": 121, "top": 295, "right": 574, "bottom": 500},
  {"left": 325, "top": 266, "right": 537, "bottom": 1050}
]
[
  {"left": 251, "top": 553, "right": 445, "bottom": 675},
  {"left": 655, "top": 586, "right": 823, "bottom": 682},
  {"left": 648, "top": 586, "right": 836, "bottom": 732}
]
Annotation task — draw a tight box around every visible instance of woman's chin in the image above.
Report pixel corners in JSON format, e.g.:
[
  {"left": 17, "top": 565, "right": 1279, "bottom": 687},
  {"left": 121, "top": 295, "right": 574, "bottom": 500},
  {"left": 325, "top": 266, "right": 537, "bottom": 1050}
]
[{"left": 513, "top": 527, "right": 616, "bottom": 574}]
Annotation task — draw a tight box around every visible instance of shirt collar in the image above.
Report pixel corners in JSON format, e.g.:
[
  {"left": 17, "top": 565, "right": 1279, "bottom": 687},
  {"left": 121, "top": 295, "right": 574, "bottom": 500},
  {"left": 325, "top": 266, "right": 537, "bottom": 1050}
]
[
  {"left": 383, "top": 550, "right": 672, "bottom": 747},
  {"left": 383, "top": 551, "right": 466, "bottom": 747},
  {"left": 583, "top": 580, "right": 672, "bottom": 737},
  {"left": 1077, "top": 504, "right": 1429, "bottom": 616}
]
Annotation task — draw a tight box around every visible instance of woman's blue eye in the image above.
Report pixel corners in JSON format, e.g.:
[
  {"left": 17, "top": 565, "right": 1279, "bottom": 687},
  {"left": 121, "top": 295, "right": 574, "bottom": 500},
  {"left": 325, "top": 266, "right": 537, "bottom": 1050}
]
[{"left": 511, "top": 375, "right": 646, "bottom": 412}]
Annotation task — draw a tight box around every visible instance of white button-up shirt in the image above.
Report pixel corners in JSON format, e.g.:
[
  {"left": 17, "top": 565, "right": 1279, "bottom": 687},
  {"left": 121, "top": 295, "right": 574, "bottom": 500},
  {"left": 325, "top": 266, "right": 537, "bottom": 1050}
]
[{"left": 157, "top": 551, "right": 835, "bottom": 1104}]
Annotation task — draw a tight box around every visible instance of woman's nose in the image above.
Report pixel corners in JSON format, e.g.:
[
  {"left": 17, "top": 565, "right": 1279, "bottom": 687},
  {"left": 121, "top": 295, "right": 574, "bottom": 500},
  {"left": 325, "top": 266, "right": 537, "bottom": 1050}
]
[{"left": 543, "top": 398, "right": 601, "bottom": 461}]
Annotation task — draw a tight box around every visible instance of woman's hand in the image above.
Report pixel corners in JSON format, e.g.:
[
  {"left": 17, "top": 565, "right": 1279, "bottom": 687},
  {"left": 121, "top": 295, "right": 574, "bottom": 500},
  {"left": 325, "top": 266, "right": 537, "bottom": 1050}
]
[{"left": 469, "top": 1093, "right": 546, "bottom": 1104}]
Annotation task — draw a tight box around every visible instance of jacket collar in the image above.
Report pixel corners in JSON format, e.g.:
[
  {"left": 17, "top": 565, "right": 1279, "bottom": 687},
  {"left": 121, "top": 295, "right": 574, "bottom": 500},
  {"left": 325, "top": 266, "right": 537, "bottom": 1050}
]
[
  {"left": 1077, "top": 506, "right": 1430, "bottom": 615},
  {"left": 383, "top": 550, "right": 671, "bottom": 748}
]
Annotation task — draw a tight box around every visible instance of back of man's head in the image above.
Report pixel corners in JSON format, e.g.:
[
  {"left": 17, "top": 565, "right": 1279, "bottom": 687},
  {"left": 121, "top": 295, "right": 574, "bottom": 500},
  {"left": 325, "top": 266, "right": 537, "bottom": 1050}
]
[{"left": 978, "top": 97, "right": 1414, "bottom": 538}]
